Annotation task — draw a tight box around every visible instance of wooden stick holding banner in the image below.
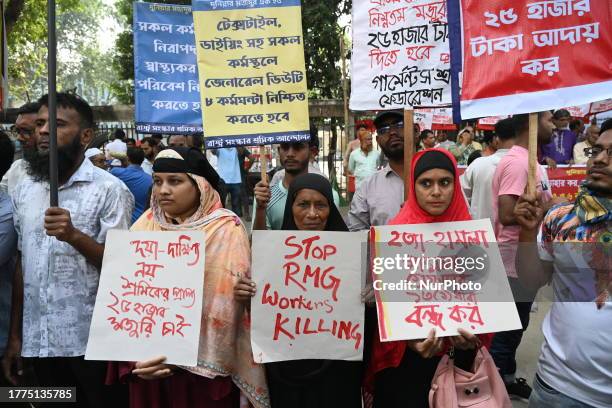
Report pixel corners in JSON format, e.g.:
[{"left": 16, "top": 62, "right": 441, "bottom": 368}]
[
  {"left": 403, "top": 109, "right": 414, "bottom": 200},
  {"left": 527, "top": 113, "right": 538, "bottom": 197},
  {"left": 48, "top": 0, "right": 58, "bottom": 206},
  {"left": 259, "top": 145, "right": 268, "bottom": 184}
]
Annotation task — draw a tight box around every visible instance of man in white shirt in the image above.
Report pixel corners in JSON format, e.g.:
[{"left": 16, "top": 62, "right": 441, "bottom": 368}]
[
  {"left": 461, "top": 117, "right": 516, "bottom": 221},
  {"left": 140, "top": 136, "right": 160, "bottom": 175},
  {"left": 573, "top": 124, "right": 600, "bottom": 164},
  {"left": 3, "top": 93, "right": 133, "bottom": 406},
  {"left": 0, "top": 102, "right": 40, "bottom": 195},
  {"left": 348, "top": 131, "right": 381, "bottom": 188}
]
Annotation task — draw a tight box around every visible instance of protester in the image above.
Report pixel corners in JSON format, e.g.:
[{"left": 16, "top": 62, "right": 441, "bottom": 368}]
[
  {"left": 109, "top": 147, "right": 268, "bottom": 408},
  {"left": 489, "top": 112, "right": 561, "bottom": 400},
  {"left": 237, "top": 146, "right": 254, "bottom": 221},
  {"left": 110, "top": 147, "right": 153, "bottom": 224},
  {"left": 540, "top": 109, "right": 576, "bottom": 166},
  {"left": 514, "top": 119, "right": 612, "bottom": 408},
  {"left": 348, "top": 129, "right": 381, "bottom": 189},
  {"left": 573, "top": 124, "right": 600, "bottom": 164},
  {"left": 451, "top": 126, "right": 483, "bottom": 165},
  {"left": 2, "top": 93, "right": 134, "bottom": 407},
  {"left": 348, "top": 110, "right": 404, "bottom": 231},
  {"left": 0, "top": 133, "right": 16, "bottom": 380},
  {"left": 461, "top": 117, "right": 516, "bottom": 220},
  {"left": 168, "top": 134, "right": 187, "bottom": 148},
  {"left": 125, "top": 138, "right": 137, "bottom": 148},
  {"left": 0, "top": 102, "right": 40, "bottom": 195},
  {"left": 106, "top": 129, "right": 128, "bottom": 161},
  {"left": 466, "top": 150, "right": 482, "bottom": 166},
  {"left": 436, "top": 130, "right": 454, "bottom": 150},
  {"left": 569, "top": 118, "right": 585, "bottom": 140},
  {"left": 214, "top": 147, "right": 243, "bottom": 216},
  {"left": 236, "top": 173, "right": 361, "bottom": 407},
  {"left": 418, "top": 129, "right": 437, "bottom": 150},
  {"left": 480, "top": 130, "right": 497, "bottom": 156},
  {"left": 140, "top": 136, "right": 159, "bottom": 175},
  {"left": 270, "top": 129, "right": 326, "bottom": 186},
  {"left": 366, "top": 149, "right": 492, "bottom": 408},
  {"left": 253, "top": 130, "right": 339, "bottom": 231},
  {"left": 85, "top": 148, "right": 107, "bottom": 170},
  {"left": 186, "top": 133, "right": 203, "bottom": 151},
  {"left": 343, "top": 124, "right": 367, "bottom": 176}
]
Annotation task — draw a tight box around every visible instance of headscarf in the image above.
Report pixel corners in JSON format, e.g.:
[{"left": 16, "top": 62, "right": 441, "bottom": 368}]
[
  {"left": 281, "top": 173, "right": 348, "bottom": 232},
  {"left": 389, "top": 148, "right": 471, "bottom": 225},
  {"left": 366, "top": 148, "right": 490, "bottom": 390},
  {"left": 130, "top": 148, "right": 270, "bottom": 407}
]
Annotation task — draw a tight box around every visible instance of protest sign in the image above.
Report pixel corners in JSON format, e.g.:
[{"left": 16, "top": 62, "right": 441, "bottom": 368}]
[
  {"left": 414, "top": 108, "right": 454, "bottom": 131},
  {"left": 457, "top": 165, "right": 586, "bottom": 201},
  {"left": 477, "top": 115, "right": 509, "bottom": 130},
  {"left": 192, "top": 0, "right": 310, "bottom": 148},
  {"left": 457, "top": 0, "right": 612, "bottom": 119},
  {"left": 133, "top": 3, "right": 202, "bottom": 134},
  {"left": 250, "top": 230, "right": 366, "bottom": 363},
  {"left": 350, "top": 0, "right": 452, "bottom": 110},
  {"left": 85, "top": 230, "right": 205, "bottom": 366},
  {"left": 371, "top": 219, "right": 521, "bottom": 342}
]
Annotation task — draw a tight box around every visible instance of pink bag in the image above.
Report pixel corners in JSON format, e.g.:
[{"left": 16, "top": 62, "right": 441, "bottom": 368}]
[{"left": 429, "top": 347, "right": 512, "bottom": 408}]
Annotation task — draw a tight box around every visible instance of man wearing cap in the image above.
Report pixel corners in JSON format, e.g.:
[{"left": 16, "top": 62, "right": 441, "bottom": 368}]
[
  {"left": 348, "top": 111, "right": 405, "bottom": 231},
  {"left": 85, "top": 148, "right": 107, "bottom": 170}
]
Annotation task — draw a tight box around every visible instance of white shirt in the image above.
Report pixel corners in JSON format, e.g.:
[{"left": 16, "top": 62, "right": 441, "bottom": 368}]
[
  {"left": 141, "top": 158, "right": 153, "bottom": 175},
  {"left": 460, "top": 149, "right": 510, "bottom": 221},
  {"left": 105, "top": 139, "right": 127, "bottom": 160},
  {"left": 0, "top": 159, "right": 29, "bottom": 196},
  {"left": 12, "top": 158, "right": 134, "bottom": 357}
]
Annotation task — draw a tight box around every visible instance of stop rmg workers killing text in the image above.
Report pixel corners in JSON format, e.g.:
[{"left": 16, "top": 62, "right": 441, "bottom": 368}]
[{"left": 261, "top": 235, "right": 362, "bottom": 350}]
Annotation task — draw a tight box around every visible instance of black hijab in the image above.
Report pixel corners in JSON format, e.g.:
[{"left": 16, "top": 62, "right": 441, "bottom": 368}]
[
  {"left": 152, "top": 147, "right": 222, "bottom": 194},
  {"left": 281, "top": 173, "right": 348, "bottom": 232}
]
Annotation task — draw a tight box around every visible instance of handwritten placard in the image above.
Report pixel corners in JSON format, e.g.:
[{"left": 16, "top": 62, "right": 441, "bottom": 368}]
[
  {"left": 251, "top": 230, "right": 366, "bottom": 363},
  {"left": 85, "top": 230, "right": 205, "bottom": 366},
  {"left": 133, "top": 3, "right": 202, "bottom": 134},
  {"left": 371, "top": 219, "right": 521, "bottom": 342},
  {"left": 457, "top": 0, "right": 611, "bottom": 118},
  {"left": 192, "top": 0, "right": 310, "bottom": 148},
  {"left": 350, "top": 0, "right": 452, "bottom": 110}
]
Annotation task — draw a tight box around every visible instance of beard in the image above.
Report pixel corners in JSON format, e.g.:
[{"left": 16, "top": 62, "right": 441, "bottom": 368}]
[
  {"left": 284, "top": 157, "right": 310, "bottom": 175},
  {"left": 24, "top": 136, "right": 83, "bottom": 182},
  {"left": 380, "top": 143, "right": 404, "bottom": 161}
]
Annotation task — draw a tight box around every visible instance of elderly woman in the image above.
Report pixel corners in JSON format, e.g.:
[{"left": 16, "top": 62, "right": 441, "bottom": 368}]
[
  {"left": 366, "top": 149, "right": 492, "bottom": 408},
  {"left": 235, "top": 173, "right": 362, "bottom": 407},
  {"left": 108, "top": 147, "right": 269, "bottom": 408}
]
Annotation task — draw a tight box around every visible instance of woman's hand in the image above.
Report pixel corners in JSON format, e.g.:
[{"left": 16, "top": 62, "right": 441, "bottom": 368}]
[
  {"left": 406, "top": 329, "right": 444, "bottom": 358},
  {"left": 448, "top": 328, "right": 481, "bottom": 350},
  {"left": 132, "top": 356, "right": 174, "bottom": 380},
  {"left": 234, "top": 276, "right": 256, "bottom": 303}
]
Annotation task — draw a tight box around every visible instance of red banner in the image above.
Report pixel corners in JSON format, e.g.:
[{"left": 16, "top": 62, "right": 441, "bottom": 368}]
[
  {"left": 458, "top": 165, "right": 586, "bottom": 201},
  {"left": 459, "top": 1, "right": 612, "bottom": 119}
]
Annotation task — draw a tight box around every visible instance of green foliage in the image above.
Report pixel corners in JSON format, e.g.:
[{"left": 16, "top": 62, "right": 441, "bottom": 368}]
[{"left": 6, "top": 0, "right": 114, "bottom": 105}]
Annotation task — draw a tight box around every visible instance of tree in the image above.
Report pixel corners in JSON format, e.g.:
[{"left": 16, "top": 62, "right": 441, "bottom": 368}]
[{"left": 5, "top": 0, "right": 114, "bottom": 105}]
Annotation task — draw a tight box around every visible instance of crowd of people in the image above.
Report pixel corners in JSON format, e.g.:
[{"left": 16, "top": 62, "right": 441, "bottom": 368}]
[{"left": 0, "top": 93, "right": 610, "bottom": 408}]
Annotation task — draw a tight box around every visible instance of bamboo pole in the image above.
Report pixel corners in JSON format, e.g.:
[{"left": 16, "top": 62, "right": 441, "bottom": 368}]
[
  {"left": 527, "top": 113, "right": 538, "bottom": 197},
  {"left": 403, "top": 109, "right": 414, "bottom": 201},
  {"left": 48, "top": 0, "right": 58, "bottom": 206}
]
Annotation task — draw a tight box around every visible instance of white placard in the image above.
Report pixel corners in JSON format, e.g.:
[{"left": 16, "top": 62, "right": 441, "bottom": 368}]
[
  {"left": 85, "top": 230, "right": 205, "bottom": 366},
  {"left": 372, "top": 219, "right": 521, "bottom": 341},
  {"left": 251, "top": 230, "right": 366, "bottom": 363},
  {"left": 350, "top": 0, "right": 452, "bottom": 110}
]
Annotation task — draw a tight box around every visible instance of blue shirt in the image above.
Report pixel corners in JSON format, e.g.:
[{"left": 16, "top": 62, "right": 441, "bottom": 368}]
[
  {"left": 110, "top": 165, "right": 152, "bottom": 224},
  {"left": 0, "top": 192, "right": 16, "bottom": 355},
  {"left": 216, "top": 148, "right": 242, "bottom": 184}
]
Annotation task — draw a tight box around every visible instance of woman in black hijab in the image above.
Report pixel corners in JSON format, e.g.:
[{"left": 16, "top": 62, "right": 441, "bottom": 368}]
[{"left": 235, "top": 173, "right": 362, "bottom": 407}]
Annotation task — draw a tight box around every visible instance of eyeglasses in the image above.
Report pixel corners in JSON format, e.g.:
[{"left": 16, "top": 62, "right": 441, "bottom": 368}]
[
  {"left": 377, "top": 121, "right": 404, "bottom": 135},
  {"left": 584, "top": 146, "right": 612, "bottom": 158}
]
